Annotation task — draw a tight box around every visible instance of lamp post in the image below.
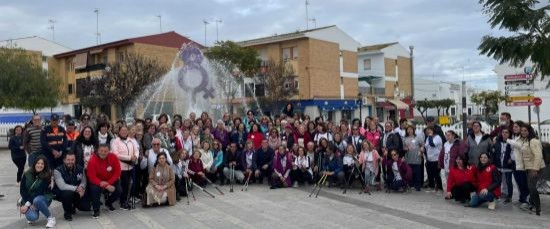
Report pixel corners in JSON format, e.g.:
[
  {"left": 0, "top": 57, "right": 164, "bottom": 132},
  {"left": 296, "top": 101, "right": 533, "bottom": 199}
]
[
  {"left": 357, "top": 93, "right": 363, "bottom": 122},
  {"left": 409, "top": 45, "right": 414, "bottom": 100}
]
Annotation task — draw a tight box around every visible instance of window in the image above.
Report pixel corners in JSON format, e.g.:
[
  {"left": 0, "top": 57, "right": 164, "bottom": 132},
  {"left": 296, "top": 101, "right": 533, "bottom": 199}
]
[
  {"left": 102, "top": 53, "right": 108, "bottom": 64},
  {"left": 451, "top": 107, "right": 456, "bottom": 116},
  {"left": 116, "top": 51, "right": 125, "bottom": 62},
  {"left": 292, "top": 47, "right": 298, "bottom": 60},
  {"left": 363, "top": 59, "right": 371, "bottom": 70},
  {"left": 42, "top": 55, "right": 48, "bottom": 62},
  {"left": 282, "top": 48, "right": 291, "bottom": 61},
  {"left": 67, "top": 84, "right": 73, "bottom": 94},
  {"left": 255, "top": 84, "right": 265, "bottom": 97}
]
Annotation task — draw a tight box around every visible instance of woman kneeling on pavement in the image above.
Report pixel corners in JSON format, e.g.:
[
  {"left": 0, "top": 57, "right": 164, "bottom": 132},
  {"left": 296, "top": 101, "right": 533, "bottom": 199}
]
[
  {"left": 145, "top": 152, "right": 176, "bottom": 207},
  {"left": 467, "top": 152, "right": 501, "bottom": 210},
  {"left": 445, "top": 155, "right": 476, "bottom": 203},
  {"left": 382, "top": 150, "right": 412, "bottom": 192},
  {"left": 20, "top": 156, "right": 56, "bottom": 228}
]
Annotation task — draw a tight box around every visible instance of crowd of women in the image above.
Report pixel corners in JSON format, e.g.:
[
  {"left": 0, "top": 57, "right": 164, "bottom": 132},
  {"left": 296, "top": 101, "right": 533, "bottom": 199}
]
[{"left": 8, "top": 105, "right": 547, "bottom": 227}]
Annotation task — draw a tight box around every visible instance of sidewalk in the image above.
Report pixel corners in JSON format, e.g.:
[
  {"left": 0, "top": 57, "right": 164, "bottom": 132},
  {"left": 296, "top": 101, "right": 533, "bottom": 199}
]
[{"left": 0, "top": 149, "right": 548, "bottom": 228}]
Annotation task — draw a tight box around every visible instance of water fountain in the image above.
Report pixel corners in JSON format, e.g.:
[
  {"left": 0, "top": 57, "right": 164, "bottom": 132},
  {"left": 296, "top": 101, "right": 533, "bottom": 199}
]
[{"left": 125, "top": 42, "right": 253, "bottom": 121}]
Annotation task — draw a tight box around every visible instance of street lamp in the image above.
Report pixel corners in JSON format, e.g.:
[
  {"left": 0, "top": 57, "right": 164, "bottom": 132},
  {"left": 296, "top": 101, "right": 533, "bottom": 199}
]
[
  {"left": 409, "top": 45, "right": 414, "bottom": 100},
  {"left": 357, "top": 93, "right": 363, "bottom": 122}
]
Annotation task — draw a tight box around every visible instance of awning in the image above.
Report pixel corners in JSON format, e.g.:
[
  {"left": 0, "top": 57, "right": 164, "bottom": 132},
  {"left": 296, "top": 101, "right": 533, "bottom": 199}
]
[
  {"left": 74, "top": 53, "right": 88, "bottom": 69},
  {"left": 387, "top": 99, "right": 409, "bottom": 110}
]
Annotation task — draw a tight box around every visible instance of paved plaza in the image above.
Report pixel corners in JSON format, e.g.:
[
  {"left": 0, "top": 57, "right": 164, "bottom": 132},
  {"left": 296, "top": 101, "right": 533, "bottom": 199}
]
[{"left": 0, "top": 149, "right": 548, "bottom": 229}]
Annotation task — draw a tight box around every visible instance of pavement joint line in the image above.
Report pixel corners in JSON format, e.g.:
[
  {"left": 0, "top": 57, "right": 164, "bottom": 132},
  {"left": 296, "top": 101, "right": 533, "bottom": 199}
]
[{"left": 298, "top": 187, "right": 468, "bottom": 229}]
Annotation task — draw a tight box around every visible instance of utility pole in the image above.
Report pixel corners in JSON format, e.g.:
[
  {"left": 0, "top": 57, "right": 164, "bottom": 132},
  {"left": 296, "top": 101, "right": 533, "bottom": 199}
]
[
  {"left": 203, "top": 19, "right": 209, "bottom": 47},
  {"left": 305, "top": 0, "right": 310, "bottom": 30},
  {"left": 309, "top": 18, "right": 317, "bottom": 29},
  {"left": 157, "top": 15, "right": 162, "bottom": 33},
  {"left": 462, "top": 81, "right": 467, "bottom": 138},
  {"left": 409, "top": 46, "right": 415, "bottom": 100},
  {"left": 215, "top": 18, "right": 222, "bottom": 43},
  {"left": 94, "top": 8, "right": 100, "bottom": 45},
  {"left": 48, "top": 19, "right": 56, "bottom": 41}
]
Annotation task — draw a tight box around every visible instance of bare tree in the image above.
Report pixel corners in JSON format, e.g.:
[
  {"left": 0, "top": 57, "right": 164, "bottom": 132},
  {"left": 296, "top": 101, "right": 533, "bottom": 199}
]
[{"left": 255, "top": 59, "right": 298, "bottom": 115}]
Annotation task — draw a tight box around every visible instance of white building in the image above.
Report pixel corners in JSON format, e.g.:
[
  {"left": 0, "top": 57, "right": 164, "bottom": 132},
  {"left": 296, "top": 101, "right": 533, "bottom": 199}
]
[
  {"left": 0, "top": 36, "right": 73, "bottom": 118},
  {"left": 495, "top": 61, "right": 550, "bottom": 123},
  {"left": 413, "top": 78, "right": 487, "bottom": 122}
]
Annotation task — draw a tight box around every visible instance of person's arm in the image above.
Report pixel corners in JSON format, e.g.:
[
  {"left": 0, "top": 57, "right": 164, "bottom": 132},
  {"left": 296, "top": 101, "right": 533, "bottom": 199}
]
[
  {"left": 149, "top": 167, "right": 158, "bottom": 186},
  {"left": 166, "top": 169, "right": 175, "bottom": 189},
  {"left": 446, "top": 170, "right": 454, "bottom": 192},
  {"left": 107, "top": 155, "right": 122, "bottom": 185},
  {"left": 54, "top": 169, "right": 78, "bottom": 192},
  {"left": 41, "top": 129, "right": 53, "bottom": 154},
  {"left": 61, "top": 128, "right": 68, "bottom": 153},
  {"left": 23, "top": 130, "right": 30, "bottom": 153},
  {"left": 86, "top": 157, "right": 101, "bottom": 187},
  {"left": 140, "top": 152, "right": 148, "bottom": 170},
  {"left": 487, "top": 168, "right": 502, "bottom": 192},
  {"left": 530, "top": 139, "right": 543, "bottom": 171},
  {"left": 433, "top": 135, "right": 443, "bottom": 147},
  {"left": 438, "top": 146, "right": 445, "bottom": 169},
  {"left": 20, "top": 174, "right": 32, "bottom": 206}
]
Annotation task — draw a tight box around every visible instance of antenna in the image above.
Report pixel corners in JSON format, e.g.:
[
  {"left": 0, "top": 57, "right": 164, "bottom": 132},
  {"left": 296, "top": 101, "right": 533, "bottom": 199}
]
[
  {"left": 203, "top": 19, "right": 210, "bottom": 46},
  {"left": 48, "top": 18, "right": 56, "bottom": 41},
  {"left": 215, "top": 18, "right": 222, "bottom": 43},
  {"left": 309, "top": 18, "right": 317, "bottom": 29},
  {"left": 157, "top": 15, "right": 162, "bottom": 33},
  {"left": 305, "top": 0, "right": 310, "bottom": 30},
  {"left": 94, "top": 8, "right": 100, "bottom": 45}
]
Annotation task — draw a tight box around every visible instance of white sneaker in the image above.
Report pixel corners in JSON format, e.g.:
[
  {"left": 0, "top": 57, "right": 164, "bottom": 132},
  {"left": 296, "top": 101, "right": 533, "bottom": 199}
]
[
  {"left": 46, "top": 216, "right": 56, "bottom": 228},
  {"left": 293, "top": 181, "right": 299, "bottom": 188},
  {"left": 488, "top": 201, "right": 496, "bottom": 210}
]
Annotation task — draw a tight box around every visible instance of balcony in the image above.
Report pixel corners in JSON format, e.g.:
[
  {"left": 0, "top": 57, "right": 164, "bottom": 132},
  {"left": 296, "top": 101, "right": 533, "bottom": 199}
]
[
  {"left": 360, "top": 87, "right": 385, "bottom": 97},
  {"left": 75, "top": 63, "right": 107, "bottom": 74}
]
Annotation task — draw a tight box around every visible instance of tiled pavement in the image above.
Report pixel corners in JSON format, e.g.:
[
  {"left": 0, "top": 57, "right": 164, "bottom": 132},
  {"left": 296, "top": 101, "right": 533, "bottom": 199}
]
[{"left": 0, "top": 149, "right": 548, "bottom": 229}]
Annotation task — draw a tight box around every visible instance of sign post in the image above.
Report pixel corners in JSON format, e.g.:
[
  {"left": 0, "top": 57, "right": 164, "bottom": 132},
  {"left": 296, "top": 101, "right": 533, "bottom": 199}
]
[{"left": 533, "top": 97, "right": 542, "bottom": 137}]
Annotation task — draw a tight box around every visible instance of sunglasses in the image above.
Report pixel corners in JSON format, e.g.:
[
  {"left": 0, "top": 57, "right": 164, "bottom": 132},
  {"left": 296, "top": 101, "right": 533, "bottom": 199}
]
[
  {"left": 152, "top": 143, "right": 160, "bottom": 146},
  {"left": 83, "top": 118, "right": 89, "bottom": 121}
]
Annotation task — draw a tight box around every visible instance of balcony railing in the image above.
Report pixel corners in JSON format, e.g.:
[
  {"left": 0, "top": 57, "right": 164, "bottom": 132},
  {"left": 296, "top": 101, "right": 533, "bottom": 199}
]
[
  {"left": 75, "top": 63, "right": 107, "bottom": 74},
  {"left": 360, "top": 87, "right": 385, "bottom": 96}
]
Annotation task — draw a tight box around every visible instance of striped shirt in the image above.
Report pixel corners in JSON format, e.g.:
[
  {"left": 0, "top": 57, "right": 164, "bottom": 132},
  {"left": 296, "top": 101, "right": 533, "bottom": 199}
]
[{"left": 24, "top": 125, "right": 43, "bottom": 153}]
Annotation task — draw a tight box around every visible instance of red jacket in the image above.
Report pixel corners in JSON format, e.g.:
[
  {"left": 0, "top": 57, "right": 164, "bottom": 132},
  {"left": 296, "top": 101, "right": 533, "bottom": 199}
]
[
  {"left": 294, "top": 132, "right": 312, "bottom": 147},
  {"left": 87, "top": 152, "right": 121, "bottom": 188},
  {"left": 474, "top": 164, "right": 501, "bottom": 198},
  {"left": 188, "top": 159, "right": 204, "bottom": 174},
  {"left": 446, "top": 165, "right": 475, "bottom": 192},
  {"left": 247, "top": 131, "right": 264, "bottom": 149}
]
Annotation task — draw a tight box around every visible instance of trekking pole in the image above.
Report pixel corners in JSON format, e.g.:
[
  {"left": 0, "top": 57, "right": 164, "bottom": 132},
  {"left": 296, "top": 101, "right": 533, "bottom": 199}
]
[
  {"left": 187, "top": 177, "right": 196, "bottom": 201},
  {"left": 192, "top": 182, "right": 216, "bottom": 198},
  {"left": 315, "top": 173, "right": 328, "bottom": 198},
  {"left": 241, "top": 171, "right": 251, "bottom": 191},
  {"left": 343, "top": 166, "right": 355, "bottom": 194},
  {"left": 229, "top": 164, "right": 235, "bottom": 193},
  {"left": 205, "top": 177, "right": 225, "bottom": 195},
  {"left": 184, "top": 177, "right": 190, "bottom": 205},
  {"left": 308, "top": 173, "right": 327, "bottom": 197},
  {"left": 126, "top": 167, "right": 134, "bottom": 209}
]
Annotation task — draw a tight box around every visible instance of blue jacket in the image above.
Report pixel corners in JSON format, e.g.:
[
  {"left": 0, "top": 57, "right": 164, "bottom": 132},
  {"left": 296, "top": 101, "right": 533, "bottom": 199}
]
[
  {"left": 255, "top": 147, "right": 274, "bottom": 169},
  {"left": 322, "top": 154, "right": 343, "bottom": 174}
]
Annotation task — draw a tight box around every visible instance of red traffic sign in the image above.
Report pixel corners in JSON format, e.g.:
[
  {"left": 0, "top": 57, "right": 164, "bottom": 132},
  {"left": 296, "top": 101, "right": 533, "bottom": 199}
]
[{"left": 533, "top": 97, "right": 542, "bottom": 107}]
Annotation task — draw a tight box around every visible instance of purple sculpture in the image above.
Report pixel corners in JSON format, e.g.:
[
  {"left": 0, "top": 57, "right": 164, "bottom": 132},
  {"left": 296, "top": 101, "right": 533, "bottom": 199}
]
[{"left": 178, "top": 43, "right": 215, "bottom": 104}]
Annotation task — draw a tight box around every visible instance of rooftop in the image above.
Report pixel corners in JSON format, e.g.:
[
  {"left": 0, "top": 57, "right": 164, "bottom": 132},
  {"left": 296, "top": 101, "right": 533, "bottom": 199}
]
[
  {"left": 237, "top": 25, "right": 336, "bottom": 47},
  {"left": 358, "top": 42, "right": 398, "bottom": 52},
  {"left": 54, "top": 31, "right": 202, "bottom": 58}
]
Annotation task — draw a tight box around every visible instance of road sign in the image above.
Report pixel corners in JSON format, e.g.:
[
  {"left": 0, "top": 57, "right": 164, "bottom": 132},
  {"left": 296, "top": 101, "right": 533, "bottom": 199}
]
[
  {"left": 534, "top": 106, "right": 540, "bottom": 114},
  {"left": 504, "top": 74, "right": 532, "bottom": 81},
  {"left": 533, "top": 97, "right": 542, "bottom": 106},
  {"left": 507, "top": 95, "right": 534, "bottom": 102},
  {"left": 506, "top": 101, "right": 533, "bottom": 106}
]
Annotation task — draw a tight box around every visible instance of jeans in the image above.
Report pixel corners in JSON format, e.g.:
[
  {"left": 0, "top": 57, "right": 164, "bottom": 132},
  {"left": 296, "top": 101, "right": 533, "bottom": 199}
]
[
  {"left": 255, "top": 166, "right": 272, "bottom": 184},
  {"left": 27, "top": 152, "right": 42, "bottom": 167},
  {"left": 25, "top": 195, "right": 51, "bottom": 221},
  {"left": 470, "top": 192, "right": 495, "bottom": 207},
  {"left": 89, "top": 181, "right": 122, "bottom": 211},
  {"left": 389, "top": 179, "right": 405, "bottom": 191},
  {"left": 426, "top": 161, "right": 442, "bottom": 190},
  {"left": 56, "top": 190, "right": 91, "bottom": 215},
  {"left": 451, "top": 182, "right": 475, "bottom": 202},
  {"left": 501, "top": 171, "right": 513, "bottom": 198},
  {"left": 409, "top": 164, "right": 422, "bottom": 191},
  {"left": 513, "top": 170, "right": 529, "bottom": 203}
]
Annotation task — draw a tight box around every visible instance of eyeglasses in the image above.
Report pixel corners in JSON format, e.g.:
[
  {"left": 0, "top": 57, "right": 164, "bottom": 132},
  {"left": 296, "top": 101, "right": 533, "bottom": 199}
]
[{"left": 83, "top": 118, "right": 89, "bottom": 121}]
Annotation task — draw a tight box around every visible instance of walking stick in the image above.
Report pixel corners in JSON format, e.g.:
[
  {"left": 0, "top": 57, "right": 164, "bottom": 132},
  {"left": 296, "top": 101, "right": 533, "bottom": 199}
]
[
  {"left": 308, "top": 173, "right": 327, "bottom": 197},
  {"left": 343, "top": 165, "right": 356, "bottom": 194},
  {"left": 241, "top": 171, "right": 251, "bottom": 191},
  {"left": 192, "top": 182, "right": 216, "bottom": 198},
  {"left": 229, "top": 164, "right": 235, "bottom": 193},
  {"left": 187, "top": 177, "right": 196, "bottom": 201},
  {"left": 205, "top": 177, "right": 225, "bottom": 195},
  {"left": 125, "top": 167, "right": 135, "bottom": 209},
  {"left": 315, "top": 173, "right": 328, "bottom": 198},
  {"left": 184, "top": 177, "right": 190, "bottom": 205}
]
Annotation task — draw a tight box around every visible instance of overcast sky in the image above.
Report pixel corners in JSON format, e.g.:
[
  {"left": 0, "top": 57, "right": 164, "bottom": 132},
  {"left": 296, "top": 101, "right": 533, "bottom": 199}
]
[{"left": 0, "top": 0, "right": 506, "bottom": 89}]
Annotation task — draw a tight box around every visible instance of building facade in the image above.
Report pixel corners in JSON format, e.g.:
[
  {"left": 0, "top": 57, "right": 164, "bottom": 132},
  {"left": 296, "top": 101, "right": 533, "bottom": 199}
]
[
  {"left": 237, "top": 25, "right": 361, "bottom": 122},
  {"left": 0, "top": 36, "right": 73, "bottom": 118},
  {"left": 357, "top": 42, "right": 413, "bottom": 122},
  {"left": 51, "top": 31, "right": 202, "bottom": 119}
]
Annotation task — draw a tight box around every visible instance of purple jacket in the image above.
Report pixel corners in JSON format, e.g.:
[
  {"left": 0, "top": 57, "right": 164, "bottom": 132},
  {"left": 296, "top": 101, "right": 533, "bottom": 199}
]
[
  {"left": 272, "top": 153, "right": 293, "bottom": 187},
  {"left": 212, "top": 128, "right": 230, "bottom": 149}
]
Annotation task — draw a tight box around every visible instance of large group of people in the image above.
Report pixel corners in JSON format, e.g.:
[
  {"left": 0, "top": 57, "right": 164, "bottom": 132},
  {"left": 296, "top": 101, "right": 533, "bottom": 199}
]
[{"left": 8, "top": 107, "right": 547, "bottom": 227}]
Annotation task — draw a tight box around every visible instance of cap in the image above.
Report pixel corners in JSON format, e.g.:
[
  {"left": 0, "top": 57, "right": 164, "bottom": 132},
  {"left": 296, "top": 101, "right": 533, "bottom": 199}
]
[
  {"left": 426, "top": 116, "right": 435, "bottom": 122},
  {"left": 51, "top": 114, "right": 60, "bottom": 121}
]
